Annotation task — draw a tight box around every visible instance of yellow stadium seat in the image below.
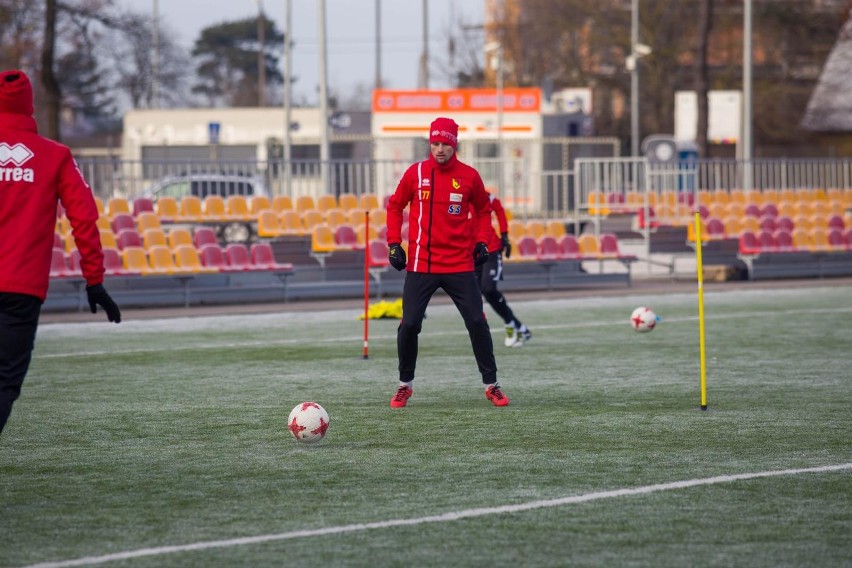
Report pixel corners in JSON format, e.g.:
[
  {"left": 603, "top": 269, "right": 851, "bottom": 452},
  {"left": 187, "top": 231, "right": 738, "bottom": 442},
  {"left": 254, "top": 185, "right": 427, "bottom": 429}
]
[
  {"left": 338, "top": 194, "right": 359, "bottom": 211},
  {"left": 257, "top": 210, "right": 286, "bottom": 238},
  {"left": 226, "top": 195, "right": 252, "bottom": 221},
  {"left": 545, "top": 220, "right": 566, "bottom": 239},
  {"left": 98, "top": 228, "right": 118, "bottom": 251},
  {"left": 142, "top": 228, "right": 168, "bottom": 250},
  {"left": 168, "top": 227, "right": 194, "bottom": 250},
  {"left": 301, "top": 209, "right": 325, "bottom": 231},
  {"left": 325, "top": 208, "right": 347, "bottom": 228},
  {"left": 295, "top": 195, "right": 316, "bottom": 213},
  {"left": 147, "top": 245, "right": 179, "bottom": 274},
  {"left": 93, "top": 196, "right": 105, "bottom": 216},
  {"left": 508, "top": 220, "right": 527, "bottom": 241},
  {"left": 359, "top": 194, "right": 380, "bottom": 211},
  {"left": 525, "top": 220, "right": 546, "bottom": 240},
  {"left": 577, "top": 234, "right": 599, "bottom": 256},
  {"left": 249, "top": 195, "right": 272, "bottom": 215},
  {"left": 122, "top": 246, "right": 153, "bottom": 275},
  {"left": 311, "top": 224, "right": 337, "bottom": 253},
  {"left": 136, "top": 212, "right": 162, "bottom": 233},
  {"left": 316, "top": 194, "right": 338, "bottom": 211},
  {"left": 354, "top": 222, "right": 379, "bottom": 247},
  {"left": 272, "top": 195, "right": 294, "bottom": 213},
  {"left": 203, "top": 195, "right": 229, "bottom": 221},
  {"left": 280, "top": 210, "right": 306, "bottom": 235},
  {"left": 180, "top": 196, "right": 204, "bottom": 222},
  {"left": 106, "top": 197, "right": 131, "bottom": 218},
  {"left": 155, "top": 197, "right": 180, "bottom": 222},
  {"left": 173, "top": 244, "right": 218, "bottom": 274}
]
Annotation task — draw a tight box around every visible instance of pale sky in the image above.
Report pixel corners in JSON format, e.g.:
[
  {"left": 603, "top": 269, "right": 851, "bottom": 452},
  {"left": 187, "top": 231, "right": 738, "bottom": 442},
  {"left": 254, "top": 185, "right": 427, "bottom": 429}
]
[{"left": 119, "top": 0, "right": 485, "bottom": 104}]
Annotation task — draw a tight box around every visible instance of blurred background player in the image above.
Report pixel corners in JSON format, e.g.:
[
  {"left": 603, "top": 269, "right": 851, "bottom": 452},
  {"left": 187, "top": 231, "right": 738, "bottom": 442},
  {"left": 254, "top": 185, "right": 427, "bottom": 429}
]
[
  {"left": 0, "top": 69, "right": 121, "bottom": 438},
  {"left": 475, "top": 193, "right": 532, "bottom": 347},
  {"left": 385, "top": 117, "right": 509, "bottom": 408}
]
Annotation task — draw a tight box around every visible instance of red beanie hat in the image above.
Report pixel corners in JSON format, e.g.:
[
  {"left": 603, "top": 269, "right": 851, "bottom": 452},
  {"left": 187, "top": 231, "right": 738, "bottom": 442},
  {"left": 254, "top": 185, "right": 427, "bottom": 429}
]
[
  {"left": 0, "top": 70, "right": 34, "bottom": 116},
  {"left": 429, "top": 117, "right": 458, "bottom": 149}
]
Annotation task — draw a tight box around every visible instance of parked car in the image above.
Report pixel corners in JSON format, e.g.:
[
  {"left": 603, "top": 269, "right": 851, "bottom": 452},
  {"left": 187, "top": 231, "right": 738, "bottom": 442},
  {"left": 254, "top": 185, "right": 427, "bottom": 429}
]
[{"left": 143, "top": 173, "right": 269, "bottom": 200}]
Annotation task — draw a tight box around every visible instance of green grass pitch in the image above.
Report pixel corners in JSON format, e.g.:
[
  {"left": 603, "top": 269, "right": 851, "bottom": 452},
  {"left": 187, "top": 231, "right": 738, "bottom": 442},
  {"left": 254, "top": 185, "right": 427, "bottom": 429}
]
[{"left": 2, "top": 284, "right": 850, "bottom": 567}]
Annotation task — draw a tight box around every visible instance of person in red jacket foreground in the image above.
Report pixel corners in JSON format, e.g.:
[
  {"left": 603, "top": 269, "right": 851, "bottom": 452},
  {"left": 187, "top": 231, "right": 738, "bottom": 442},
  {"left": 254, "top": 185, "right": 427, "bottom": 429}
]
[
  {"left": 476, "top": 193, "right": 532, "bottom": 347},
  {"left": 385, "top": 117, "right": 508, "bottom": 408},
  {"left": 0, "top": 69, "right": 121, "bottom": 437}
]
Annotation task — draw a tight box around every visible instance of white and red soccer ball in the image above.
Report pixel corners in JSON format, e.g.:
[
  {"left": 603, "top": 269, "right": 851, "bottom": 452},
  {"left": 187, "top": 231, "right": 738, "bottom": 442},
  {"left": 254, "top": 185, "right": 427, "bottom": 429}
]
[
  {"left": 288, "top": 402, "right": 330, "bottom": 444},
  {"left": 630, "top": 306, "right": 658, "bottom": 333}
]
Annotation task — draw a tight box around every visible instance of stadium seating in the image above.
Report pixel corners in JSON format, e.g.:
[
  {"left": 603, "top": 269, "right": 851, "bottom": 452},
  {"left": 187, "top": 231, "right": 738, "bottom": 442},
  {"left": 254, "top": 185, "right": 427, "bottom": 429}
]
[
  {"left": 225, "top": 195, "right": 252, "bottom": 221},
  {"left": 311, "top": 224, "right": 337, "bottom": 253},
  {"left": 280, "top": 210, "right": 306, "bottom": 235},
  {"left": 95, "top": 229, "right": 117, "bottom": 252},
  {"left": 250, "top": 242, "right": 294, "bottom": 272},
  {"left": 338, "top": 193, "right": 359, "bottom": 211},
  {"left": 359, "top": 194, "right": 380, "bottom": 211},
  {"left": 325, "top": 208, "right": 347, "bottom": 228},
  {"left": 333, "top": 224, "right": 359, "bottom": 249},
  {"left": 295, "top": 195, "right": 316, "bottom": 213},
  {"left": 49, "top": 248, "right": 75, "bottom": 278},
  {"left": 536, "top": 236, "right": 561, "bottom": 260},
  {"left": 301, "top": 210, "right": 325, "bottom": 232},
  {"left": 174, "top": 244, "right": 218, "bottom": 274},
  {"left": 257, "top": 210, "right": 286, "bottom": 238},
  {"left": 111, "top": 213, "right": 136, "bottom": 234},
  {"left": 513, "top": 236, "right": 539, "bottom": 261},
  {"left": 272, "top": 195, "right": 294, "bottom": 213},
  {"left": 106, "top": 197, "right": 131, "bottom": 219},
  {"left": 168, "top": 227, "right": 194, "bottom": 250},
  {"left": 141, "top": 228, "right": 168, "bottom": 250},
  {"left": 133, "top": 197, "right": 155, "bottom": 217},
  {"left": 180, "top": 196, "right": 204, "bottom": 222},
  {"left": 147, "top": 245, "right": 179, "bottom": 274},
  {"left": 198, "top": 244, "right": 234, "bottom": 272},
  {"left": 136, "top": 212, "right": 162, "bottom": 233},
  {"left": 155, "top": 197, "right": 180, "bottom": 223},
  {"left": 194, "top": 227, "right": 219, "bottom": 249},
  {"left": 367, "top": 239, "right": 390, "bottom": 268},
  {"left": 202, "top": 195, "right": 229, "bottom": 222},
  {"left": 249, "top": 195, "right": 272, "bottom": 215},
  {"left": 121, "top": 247, "right": 152, "bottom": 275},
  {"left": 224, "top": 243, "right": 253, "bottom": 271},
  {"left": 117, "top": 229, "right": 143, "bottom": 250},
  {"left": 558, "top": 235, "right": 582, "bottom": 259},
  {"left": 316, "top": 194, "right": 338, "bottom": 212}
]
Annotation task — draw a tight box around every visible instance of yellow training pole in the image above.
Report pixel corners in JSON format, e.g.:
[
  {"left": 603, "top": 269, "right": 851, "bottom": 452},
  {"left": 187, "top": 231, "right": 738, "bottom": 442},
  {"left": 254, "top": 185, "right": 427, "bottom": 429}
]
[{"left": 694, "top": 212, "right": 708, "bottom": 410}]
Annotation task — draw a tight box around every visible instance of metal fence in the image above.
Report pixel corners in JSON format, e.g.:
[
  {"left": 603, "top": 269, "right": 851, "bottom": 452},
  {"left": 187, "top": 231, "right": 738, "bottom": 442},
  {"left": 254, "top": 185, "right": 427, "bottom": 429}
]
[{"left": 75, "top": 153, "right": 852, "bottom": 224}]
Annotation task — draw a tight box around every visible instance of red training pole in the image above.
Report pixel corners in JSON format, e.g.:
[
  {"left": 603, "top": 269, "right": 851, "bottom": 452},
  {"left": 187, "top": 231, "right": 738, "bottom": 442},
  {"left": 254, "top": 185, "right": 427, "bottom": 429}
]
[{"left": 362, "top": 209, "right": 370, "bottom": 359}]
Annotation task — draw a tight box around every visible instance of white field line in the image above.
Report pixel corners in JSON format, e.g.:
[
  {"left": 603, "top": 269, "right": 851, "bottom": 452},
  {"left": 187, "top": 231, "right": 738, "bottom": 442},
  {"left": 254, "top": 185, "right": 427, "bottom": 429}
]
[
  {"left": 34, "top": 306, "right": 852, "bottom": 360},
  {"left": 20, "top": 462, "right": 852, "bottom": 568}
]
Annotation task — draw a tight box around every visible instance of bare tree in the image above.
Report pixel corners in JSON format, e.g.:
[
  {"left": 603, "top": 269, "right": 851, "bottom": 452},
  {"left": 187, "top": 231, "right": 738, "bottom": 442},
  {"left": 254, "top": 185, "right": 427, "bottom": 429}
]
[
  {"left": 41, "top": 0, "right": 61, "bottom": 140},
  {"left": 695, "top": 0, "right": 714, "bottom": 157}
]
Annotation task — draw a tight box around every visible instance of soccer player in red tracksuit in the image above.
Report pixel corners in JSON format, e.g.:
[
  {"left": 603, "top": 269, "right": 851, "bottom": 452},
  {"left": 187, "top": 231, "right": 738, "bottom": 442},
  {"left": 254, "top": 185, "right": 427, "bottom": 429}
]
[
  {"left": 476, "top": 193, "right": 533, "bottom": 347},
  {"left": 0, "top": 69, "right": 121, "bottom": 438},
  {"left": 385, "top": 117, "right": 508, "bottom": 408}
]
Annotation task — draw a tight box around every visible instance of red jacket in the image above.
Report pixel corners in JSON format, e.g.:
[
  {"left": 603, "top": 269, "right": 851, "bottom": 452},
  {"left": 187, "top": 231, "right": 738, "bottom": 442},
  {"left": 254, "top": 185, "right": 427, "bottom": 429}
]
[
  {"left": 0, "top": 113, "right": 104, "bottom": 301},
  {"left": 387, "top": 153, "right": 493, "bottom": 273},
  {"left": 484, "top": 194, "right": 509, "bottom": 253}
]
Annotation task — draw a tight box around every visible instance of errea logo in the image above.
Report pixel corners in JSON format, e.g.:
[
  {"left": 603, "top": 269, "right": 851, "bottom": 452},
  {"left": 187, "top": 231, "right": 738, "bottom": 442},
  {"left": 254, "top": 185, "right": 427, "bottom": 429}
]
[
  {"left": 0, "top": 143, "right": 34, "bottom": 166},
  {"left": 0, "top": 142, "right": 35, "bottom": 182}
]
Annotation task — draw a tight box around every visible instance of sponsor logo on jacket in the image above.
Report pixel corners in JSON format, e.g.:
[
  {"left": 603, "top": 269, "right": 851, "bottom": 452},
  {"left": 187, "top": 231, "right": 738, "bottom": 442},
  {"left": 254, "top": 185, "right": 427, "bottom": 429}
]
[{"left": 0, "top": 142, "right": 35, "bottom": 182}]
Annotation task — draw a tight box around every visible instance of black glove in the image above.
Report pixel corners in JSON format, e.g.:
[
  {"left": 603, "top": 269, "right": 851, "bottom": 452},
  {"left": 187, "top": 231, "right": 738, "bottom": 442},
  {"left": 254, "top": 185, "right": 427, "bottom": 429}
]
[
  {"left": 388, "top": 243, "right": 407, "bottom": 271},
  {"left": 501, "top": 232, "right": 512, "bottom": 259},
  {"left": 86, "top": 284, "right": 121, "bottom": 323},
  {"left": 473, "top": 242, "right": 490, "bottom": 267}
]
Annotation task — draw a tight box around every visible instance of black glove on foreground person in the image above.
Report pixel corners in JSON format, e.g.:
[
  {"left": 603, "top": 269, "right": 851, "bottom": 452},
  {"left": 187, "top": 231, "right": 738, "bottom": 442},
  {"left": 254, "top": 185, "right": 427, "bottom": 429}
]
[
  {"left": 388, "top": 243, "right": 407, "bottom": 271},
  {"left": 86, "top": 284, "right": 122, "bottom": 323},
  {"left": 501, "top": 232, "right": 512, "bottom": 258},
  {"left": 473, "top": 242, "right": 490, "bottom": 266}
]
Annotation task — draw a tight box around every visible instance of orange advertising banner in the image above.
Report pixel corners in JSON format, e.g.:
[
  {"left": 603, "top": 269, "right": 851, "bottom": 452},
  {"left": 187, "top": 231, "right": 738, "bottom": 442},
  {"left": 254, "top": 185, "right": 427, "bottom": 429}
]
[{"left": 372, "top": 89, "right": 541, "bottom": 113}]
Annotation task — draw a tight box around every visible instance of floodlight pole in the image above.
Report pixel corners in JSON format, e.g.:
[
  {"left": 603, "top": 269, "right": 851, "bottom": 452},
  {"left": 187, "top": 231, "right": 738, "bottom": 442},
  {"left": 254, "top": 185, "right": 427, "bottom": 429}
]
[
  {"left": 318, "top": 0, "right": 331, "bottom": 195},
  {"left": 283, "top": 0, "right": 292, "bottom": 194}
]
